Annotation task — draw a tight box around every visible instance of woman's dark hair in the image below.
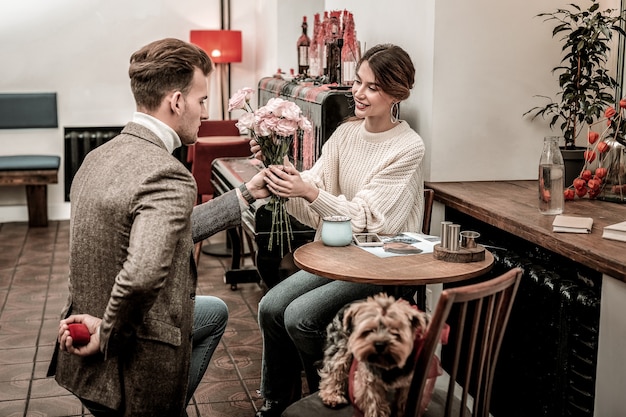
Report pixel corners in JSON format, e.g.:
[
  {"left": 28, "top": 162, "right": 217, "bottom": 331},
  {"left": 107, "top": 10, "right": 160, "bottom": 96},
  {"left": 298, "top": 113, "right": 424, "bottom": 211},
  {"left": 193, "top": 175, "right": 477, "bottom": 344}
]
[
  {"left": 129, "top": 38, "right": 213, "bottom": 111},
  {"left": 357, "top": 44, "right": 415, "bottom": 101}
]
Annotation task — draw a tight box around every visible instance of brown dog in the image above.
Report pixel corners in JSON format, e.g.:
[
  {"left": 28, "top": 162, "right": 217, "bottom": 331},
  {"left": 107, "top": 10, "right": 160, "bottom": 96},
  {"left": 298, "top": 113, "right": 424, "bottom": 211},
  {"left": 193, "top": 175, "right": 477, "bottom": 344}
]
[{"left": 319, "top": 293, "right": 428, "bottom": 417}]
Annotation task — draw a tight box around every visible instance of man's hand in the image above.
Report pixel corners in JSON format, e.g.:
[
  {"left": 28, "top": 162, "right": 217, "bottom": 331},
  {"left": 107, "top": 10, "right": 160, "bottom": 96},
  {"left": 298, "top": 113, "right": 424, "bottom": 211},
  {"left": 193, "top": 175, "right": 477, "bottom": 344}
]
[
  {"left": 247, "top": 169, "right": 271, "bottom": 200},
  {"left": 58, "top": 314, "right": 102, "bottom": 357}
]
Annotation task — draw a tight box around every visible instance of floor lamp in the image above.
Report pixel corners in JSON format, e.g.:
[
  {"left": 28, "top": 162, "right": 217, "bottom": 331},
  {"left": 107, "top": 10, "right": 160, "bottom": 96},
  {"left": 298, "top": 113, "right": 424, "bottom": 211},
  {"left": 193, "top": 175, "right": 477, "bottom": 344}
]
[
  {"left": 189, "top": 30, "right": 244, "bottom": 258},
  {"left": 190, "top": 30, "right": 242, "bottom": 120}
]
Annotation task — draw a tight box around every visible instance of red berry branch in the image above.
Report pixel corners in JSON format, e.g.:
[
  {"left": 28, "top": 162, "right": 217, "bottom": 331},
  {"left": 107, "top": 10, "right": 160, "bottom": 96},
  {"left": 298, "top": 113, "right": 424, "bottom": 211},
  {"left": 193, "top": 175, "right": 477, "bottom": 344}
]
[{"left": 564, "top": 98, "right": 626, "bottom": 201}]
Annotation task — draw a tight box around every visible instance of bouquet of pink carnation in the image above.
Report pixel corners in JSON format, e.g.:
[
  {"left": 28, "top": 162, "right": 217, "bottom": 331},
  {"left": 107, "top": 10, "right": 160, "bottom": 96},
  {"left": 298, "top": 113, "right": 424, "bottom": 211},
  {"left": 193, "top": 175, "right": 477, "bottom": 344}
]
[{"left": 228, "top": 87, "right": 313, "bottom": 254}]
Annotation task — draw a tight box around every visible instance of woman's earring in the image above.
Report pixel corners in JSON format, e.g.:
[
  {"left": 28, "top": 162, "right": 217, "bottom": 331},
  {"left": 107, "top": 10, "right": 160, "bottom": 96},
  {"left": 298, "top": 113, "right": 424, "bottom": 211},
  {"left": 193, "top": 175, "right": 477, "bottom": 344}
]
[{"left": 390, "top": 102, "right": 400, "bottom": 123}]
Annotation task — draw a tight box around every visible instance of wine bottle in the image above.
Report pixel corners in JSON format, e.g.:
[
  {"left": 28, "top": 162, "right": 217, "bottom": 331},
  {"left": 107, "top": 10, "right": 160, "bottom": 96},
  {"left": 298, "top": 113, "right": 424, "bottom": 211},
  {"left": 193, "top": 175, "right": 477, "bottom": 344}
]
[
  {"left": 341, "top": 12, "right": 358, "bottom": 85},
  {"left": 309, "top": 13, "right": 322, "bottom": 77},
  {"left": 297, "top": 16, "right": 311, "bottom": 76},
  {"left": 321, "top": 11, "right": 329, "bottom": 76},
  {"left": 325, "top": 11, "right": 341, "bottom": 83}
]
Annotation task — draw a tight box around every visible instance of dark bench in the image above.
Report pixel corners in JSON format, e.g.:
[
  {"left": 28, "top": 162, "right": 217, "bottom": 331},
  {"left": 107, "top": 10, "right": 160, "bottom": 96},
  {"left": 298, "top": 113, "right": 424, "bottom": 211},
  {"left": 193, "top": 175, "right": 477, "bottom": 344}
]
[{"left": 0, "top": 155, "right": 60, "bottom": 227}]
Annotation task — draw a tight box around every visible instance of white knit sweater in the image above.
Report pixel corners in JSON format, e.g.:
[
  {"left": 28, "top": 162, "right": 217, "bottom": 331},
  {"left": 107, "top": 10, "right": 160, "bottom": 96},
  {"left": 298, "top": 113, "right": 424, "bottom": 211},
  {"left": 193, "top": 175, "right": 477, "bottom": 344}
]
[{"left": 285, "top": 119, "right": 425, "bottom": 239}]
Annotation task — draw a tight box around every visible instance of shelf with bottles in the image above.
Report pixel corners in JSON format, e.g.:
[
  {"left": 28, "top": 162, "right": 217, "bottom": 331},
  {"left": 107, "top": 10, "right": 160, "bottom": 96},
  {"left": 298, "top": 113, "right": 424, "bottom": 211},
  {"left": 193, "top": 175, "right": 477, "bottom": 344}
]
[{"left": 298, "top": 10, "right": 360, "bottom": 87}]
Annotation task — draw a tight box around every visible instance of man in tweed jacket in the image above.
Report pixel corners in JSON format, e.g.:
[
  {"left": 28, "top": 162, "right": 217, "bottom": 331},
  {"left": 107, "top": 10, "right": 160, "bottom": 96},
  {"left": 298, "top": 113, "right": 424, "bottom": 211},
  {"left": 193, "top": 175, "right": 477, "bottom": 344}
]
[{"left": 47, "top": 38, "right": 268, "bottom": 416}]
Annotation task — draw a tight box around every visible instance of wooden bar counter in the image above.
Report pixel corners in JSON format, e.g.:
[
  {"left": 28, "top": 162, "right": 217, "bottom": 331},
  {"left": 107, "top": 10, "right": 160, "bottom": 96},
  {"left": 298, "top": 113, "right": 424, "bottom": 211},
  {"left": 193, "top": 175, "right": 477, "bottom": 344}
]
[
  {"left": 426, "top": 179, "right": 626, "bottom": 417},
  {"left": 425, "top": 180, "right": 626, "bottom": 281}
]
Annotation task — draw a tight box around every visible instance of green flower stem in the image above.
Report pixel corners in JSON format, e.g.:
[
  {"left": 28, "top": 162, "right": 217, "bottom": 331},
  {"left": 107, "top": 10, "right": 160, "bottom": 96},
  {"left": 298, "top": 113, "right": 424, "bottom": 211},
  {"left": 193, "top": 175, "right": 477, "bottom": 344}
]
[{"left": 255, "top": 133, "right": 295, "bottom": 255}]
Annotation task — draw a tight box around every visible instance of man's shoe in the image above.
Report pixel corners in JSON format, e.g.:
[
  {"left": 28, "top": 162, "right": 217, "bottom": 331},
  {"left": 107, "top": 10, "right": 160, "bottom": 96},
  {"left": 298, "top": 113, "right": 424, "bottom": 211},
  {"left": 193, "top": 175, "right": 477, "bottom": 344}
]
[{"left": 255, "top": 400, "right": 287, "bottom": 417}]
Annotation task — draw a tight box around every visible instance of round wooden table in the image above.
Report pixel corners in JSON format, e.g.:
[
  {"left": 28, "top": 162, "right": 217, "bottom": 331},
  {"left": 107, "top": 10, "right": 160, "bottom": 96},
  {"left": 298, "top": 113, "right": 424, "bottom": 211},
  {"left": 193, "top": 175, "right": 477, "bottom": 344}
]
[{"left": 292, "top": 240, "right": 494, "bottom": 287}]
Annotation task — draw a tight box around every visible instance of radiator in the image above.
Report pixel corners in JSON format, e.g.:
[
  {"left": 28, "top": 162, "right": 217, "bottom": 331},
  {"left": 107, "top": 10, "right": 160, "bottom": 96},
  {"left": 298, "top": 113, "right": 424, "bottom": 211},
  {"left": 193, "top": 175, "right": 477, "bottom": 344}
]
[
  {"left": 64, "top": 126, "right": 123, "bottom": 201},
  {"left": 445, "top": 209, "right": 601, "bottom": 417}
]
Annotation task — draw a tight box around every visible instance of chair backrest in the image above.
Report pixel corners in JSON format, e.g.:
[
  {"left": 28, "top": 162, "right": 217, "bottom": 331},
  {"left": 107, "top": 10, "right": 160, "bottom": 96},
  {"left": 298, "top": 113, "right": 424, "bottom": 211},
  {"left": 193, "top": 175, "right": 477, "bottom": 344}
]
[
  {"left": 188, "top": 120, "right": 250, "bottom": 201},
  {"left": 198, "top": 119, "right": 240, "bottom": 137},
  {"left": 422, "top": 188, "right": 435, "bottom": 235},
  {"left": 405, "top": 267, "right": 523, "bottom": 417},
  {"left": 187, "top": 119, "right": 242, "bottom": 164},
  {"left": 191, "top": 139, "right": 250, "bottom": 200}
]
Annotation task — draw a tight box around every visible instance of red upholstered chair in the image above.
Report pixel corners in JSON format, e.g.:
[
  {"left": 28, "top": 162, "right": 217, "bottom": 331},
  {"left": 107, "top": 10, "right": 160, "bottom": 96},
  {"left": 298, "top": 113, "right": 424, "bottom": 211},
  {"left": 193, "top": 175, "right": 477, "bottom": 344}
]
[
  {"left": 188, "top": 120, "right": 242, "bottom": 166},
  {"left": 189, "top": 120, "right": 251, "bottom": 264},
  {"left": 188, "top": 119, "right": 246, "bottom": 203}
]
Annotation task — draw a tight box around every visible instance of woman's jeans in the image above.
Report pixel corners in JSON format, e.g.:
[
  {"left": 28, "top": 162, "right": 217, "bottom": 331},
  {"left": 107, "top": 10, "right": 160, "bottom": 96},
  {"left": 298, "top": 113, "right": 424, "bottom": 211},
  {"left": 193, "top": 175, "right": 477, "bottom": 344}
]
[
  {"left": 258, "top": 269, "right": 383, "bottom": 404},
  {"left": 81, "top": 295, "right": 228, "bottom": 416}
]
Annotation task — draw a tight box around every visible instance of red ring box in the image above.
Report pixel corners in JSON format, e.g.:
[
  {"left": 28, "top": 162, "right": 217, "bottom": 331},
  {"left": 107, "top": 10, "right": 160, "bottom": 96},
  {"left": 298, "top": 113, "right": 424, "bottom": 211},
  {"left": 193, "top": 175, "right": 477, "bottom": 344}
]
[{"left": 68, "top": 323, "right": 90, "bottom": 346}]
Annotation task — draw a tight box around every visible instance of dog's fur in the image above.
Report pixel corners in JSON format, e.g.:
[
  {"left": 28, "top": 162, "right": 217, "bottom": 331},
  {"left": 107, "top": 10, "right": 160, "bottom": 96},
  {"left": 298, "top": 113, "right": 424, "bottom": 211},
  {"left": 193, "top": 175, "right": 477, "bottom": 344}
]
[{"left": 318, "top": 293, "right": 428, "bottom": 417}]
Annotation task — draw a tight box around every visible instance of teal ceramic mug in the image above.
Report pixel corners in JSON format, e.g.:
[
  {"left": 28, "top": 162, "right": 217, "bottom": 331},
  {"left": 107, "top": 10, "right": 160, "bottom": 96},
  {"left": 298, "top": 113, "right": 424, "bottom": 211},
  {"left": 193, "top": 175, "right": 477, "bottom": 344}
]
[{"left": 321, "top": 215, "right": 352, "bottom": 246}]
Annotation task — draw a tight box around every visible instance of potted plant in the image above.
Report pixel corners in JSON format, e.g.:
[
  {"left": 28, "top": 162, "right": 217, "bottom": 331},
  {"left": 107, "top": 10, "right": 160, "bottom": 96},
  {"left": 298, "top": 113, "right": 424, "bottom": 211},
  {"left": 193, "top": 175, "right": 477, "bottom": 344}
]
[{"left": 524, "top": 0, "right": 625, "bottom": 185}]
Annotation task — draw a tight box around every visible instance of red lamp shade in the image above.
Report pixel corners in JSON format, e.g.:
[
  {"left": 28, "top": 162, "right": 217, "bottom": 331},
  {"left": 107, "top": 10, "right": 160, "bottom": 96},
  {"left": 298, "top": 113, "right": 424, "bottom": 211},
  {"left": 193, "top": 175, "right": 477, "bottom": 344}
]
[{"left": 190, "top": 30, "right": 242, "bottom": 64}]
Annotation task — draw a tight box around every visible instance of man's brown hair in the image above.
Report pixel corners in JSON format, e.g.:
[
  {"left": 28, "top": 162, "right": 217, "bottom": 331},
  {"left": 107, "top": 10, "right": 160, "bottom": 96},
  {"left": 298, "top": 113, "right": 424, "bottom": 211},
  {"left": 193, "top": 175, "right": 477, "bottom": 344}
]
[{"left": 129, "top": 38, "right": 213, "bottom": 111}]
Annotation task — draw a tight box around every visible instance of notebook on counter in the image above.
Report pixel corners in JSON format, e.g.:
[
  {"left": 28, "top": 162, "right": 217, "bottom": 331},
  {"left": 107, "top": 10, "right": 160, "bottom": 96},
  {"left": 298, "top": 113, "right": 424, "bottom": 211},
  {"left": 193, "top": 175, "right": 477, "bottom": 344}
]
[
  {"left": 552, "top": 215, "right": 594, "bottom": 234},
  {"left": 602, "top": 221, "right": 626, "bottom": 242}
]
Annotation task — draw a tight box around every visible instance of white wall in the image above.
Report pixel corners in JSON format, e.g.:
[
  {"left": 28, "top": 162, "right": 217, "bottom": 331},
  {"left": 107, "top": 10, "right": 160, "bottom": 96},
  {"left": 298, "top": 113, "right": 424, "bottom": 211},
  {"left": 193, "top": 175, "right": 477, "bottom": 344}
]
[
  {"left": 430, "top": 0, "right": 553, "bottom": 181},
  {"left": 0, "top": 0, "right": 622, "bottom": 223}
]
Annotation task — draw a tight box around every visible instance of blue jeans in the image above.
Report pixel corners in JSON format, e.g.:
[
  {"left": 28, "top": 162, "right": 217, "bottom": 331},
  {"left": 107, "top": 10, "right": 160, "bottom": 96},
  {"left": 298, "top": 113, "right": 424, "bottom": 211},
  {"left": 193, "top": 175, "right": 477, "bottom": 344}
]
[
  {"left": 81, "top": 295, "right": 228, "bottom": 416},
  {"left": 258, "top": 270, "right": 383, "bottom": 404},
  {"left": 187, "top": 295, "right": 229, "bottom": 403}
]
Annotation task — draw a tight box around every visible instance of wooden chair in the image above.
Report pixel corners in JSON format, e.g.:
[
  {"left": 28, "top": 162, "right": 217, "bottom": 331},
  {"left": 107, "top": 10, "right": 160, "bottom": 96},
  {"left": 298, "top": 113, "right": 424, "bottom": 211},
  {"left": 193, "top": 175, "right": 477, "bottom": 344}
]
[
  {"left": 408, "top": 187, "right": 434, "bottom": 304},
  {"left": 422, "top": 188, "right": 434, "bottom": 235},
  {"left": 281, "top": 267, "right": 523, "bottom": 417},
  {"left": 415, "top": 267, "right": 522, "bottom": 417}
]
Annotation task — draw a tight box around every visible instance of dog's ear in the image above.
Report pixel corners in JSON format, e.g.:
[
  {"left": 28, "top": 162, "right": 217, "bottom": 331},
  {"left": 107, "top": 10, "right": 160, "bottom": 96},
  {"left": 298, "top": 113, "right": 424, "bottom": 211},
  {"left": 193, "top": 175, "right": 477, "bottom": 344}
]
[
  {"left": 407, "top": 305, "right": 428, "bottom": 331},
  {"left": 393, "top": 298, "right": 426, "bottom": 329},
  {"left": 342, "top": 302, "right": 360, "bottom": 331}
]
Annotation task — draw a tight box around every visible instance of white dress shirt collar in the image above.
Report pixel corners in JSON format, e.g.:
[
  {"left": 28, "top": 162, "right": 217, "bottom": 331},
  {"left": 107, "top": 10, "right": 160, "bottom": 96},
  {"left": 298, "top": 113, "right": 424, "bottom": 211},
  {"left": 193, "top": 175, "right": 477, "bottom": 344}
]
[{"left": 132, "top": 112, "right": 182, "bottom": 154}]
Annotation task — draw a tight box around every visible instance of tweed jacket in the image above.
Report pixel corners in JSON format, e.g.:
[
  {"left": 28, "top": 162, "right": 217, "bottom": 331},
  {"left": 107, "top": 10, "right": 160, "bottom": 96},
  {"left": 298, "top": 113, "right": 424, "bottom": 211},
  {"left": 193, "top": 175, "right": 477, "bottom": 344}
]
[{"left": 48, "top": 123, "right": 242, "bottom": 416}]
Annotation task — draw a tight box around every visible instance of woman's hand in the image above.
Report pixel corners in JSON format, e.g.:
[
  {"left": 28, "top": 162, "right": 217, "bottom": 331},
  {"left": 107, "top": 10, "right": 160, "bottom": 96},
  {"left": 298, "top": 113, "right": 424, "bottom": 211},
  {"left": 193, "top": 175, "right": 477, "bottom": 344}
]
[
  {"left": 58, "top": 314, "right": 102, "bottom": 357},
  {"left": 265, "top": 156, "right": 319, "bottom": 202},
  {"left": 249, "top": 138, "right": 264, "bottom": 162}
]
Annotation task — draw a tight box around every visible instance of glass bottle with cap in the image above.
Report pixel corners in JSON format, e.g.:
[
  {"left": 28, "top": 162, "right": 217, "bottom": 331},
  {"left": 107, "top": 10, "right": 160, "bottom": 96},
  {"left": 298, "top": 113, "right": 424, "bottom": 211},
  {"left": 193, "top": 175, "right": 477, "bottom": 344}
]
[{"left": 538, "top": 136, "right": 565, "bottom": 215}]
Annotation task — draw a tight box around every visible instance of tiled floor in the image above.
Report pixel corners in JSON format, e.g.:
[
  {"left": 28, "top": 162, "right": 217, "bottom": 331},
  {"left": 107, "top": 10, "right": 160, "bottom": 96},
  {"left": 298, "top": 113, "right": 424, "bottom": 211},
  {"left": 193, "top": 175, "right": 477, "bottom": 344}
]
[{"left": 0, "top": 221, "right": 268, "bottom": 417}]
